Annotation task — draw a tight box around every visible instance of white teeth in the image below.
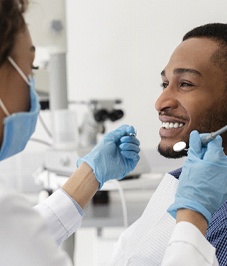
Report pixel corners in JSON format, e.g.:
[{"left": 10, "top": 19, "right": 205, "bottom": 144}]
[{"left": 162, "top": 122, "right": 184, "bottom": 129}]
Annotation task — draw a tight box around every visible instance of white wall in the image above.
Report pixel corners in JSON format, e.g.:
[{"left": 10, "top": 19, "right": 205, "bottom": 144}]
[{"left": 65, "top": 0, "right": 227, "bottom": 150}]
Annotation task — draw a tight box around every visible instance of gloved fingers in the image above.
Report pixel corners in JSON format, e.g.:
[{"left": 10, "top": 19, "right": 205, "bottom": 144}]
[
  {"left": 207, "top": 134, "right": 222, "bottom": 149},
  {"left": 188, "top": 130, "right": 205, "bottom": 159},
  {"left": 121, "top": 150, "right": 140, "bottom": 160},
  {"left": 125, "top": 125, "right": 136, "bottom": 135},
  {"left": 120, "top": 135, "right": 140, "bottom": 146},
  {"left": 105, "top": 124, "right": 135, "bottom": 142},
  {"left": 119, "top": 142, "right": 140, "bottom": 153},
  {"left": 204, "top": 135, "right": 227, "bottom": 163}
]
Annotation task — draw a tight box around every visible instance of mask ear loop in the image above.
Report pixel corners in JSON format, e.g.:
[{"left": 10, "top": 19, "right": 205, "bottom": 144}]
[
  {"left": 0, "top": 99, "right": 10, "bottom": 116},
  {"left": 7, "top": 56, "right": 30, "bottom": 86}
]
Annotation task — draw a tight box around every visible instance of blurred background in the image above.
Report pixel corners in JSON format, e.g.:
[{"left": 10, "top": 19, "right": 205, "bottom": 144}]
[{"left": 0, "top": 1, "right": 226, "bottom": 265}]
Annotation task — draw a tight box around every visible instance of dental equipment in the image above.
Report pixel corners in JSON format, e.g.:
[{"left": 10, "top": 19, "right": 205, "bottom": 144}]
[
  {"left": 79, "top": 99, "right": 124, "bottom": 148},
  {"left": 173, "top": 141, "right": 187, "bottom": 152},
  {"left": 173, "top": 124, "right": 227, "bottom": 152},
  {"left": 129, "top": 133, "right": 136, "bottom": 137},
  {"left": 128, "top": 130, "right": 137, "bottom": 137}
]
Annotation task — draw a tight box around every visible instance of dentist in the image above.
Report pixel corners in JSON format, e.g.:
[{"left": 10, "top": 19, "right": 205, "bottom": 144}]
[{"left": 0, "top": 0, "right": 140, "bottom": 265}]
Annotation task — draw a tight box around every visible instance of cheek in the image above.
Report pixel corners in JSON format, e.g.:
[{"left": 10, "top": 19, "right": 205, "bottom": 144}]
[
  {"left": 179, "top": 95, "right": 218, "bottom": 134},
  {"left": 6, "top": 83, "right": 30, "bottom": 114},
  {"left": 186, "top": 101, "right": 225, "bottom": 133},
  {"left": 17, "top": 85, "right": 30, "bottom": 112},
  {"left": 182, "top": 94, "right": 214, "bottom": 120}
]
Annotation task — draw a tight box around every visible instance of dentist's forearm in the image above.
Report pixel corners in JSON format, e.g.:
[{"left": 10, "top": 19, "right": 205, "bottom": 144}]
[
  {"left": 62, "top": 162, "right": 99, "bottom": 209},
  {"left": 176, "top": 209, "right": 208, "bottom": 236}
]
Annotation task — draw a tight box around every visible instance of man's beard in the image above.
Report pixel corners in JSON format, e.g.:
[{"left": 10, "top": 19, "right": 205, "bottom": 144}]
[
  {"left": 157, "top": 98, "right": 227, "bottom": 159},
  {"left": 158, "top": 143, "right": 188, "bottom": 159}
]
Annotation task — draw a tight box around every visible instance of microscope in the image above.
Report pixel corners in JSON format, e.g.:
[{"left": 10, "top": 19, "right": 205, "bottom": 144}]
[{"left": 79, "top": 99, "right": 124, "bottom": 149}]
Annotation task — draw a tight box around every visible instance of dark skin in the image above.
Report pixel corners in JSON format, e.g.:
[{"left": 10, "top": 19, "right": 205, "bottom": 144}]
[
  {"left": 156, "top": 37, "right": 227, "bottom": 234},
  {"left": 155, "top": 38, "right": 227, "bottom": 158},
  {"left": 0, "top": 25, "right": 34, "bottom": 145}
]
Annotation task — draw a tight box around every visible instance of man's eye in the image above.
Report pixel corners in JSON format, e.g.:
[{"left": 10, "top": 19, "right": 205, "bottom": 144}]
[
  {"left": 160, "top": 82, "right": 168, "bottom": 89},
  {"left": 180, "top": 82, "right": 193, "bottom": 87}
]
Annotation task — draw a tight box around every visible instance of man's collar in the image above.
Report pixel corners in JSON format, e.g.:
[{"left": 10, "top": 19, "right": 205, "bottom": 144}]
[{"left": 168, "top": 168, "right": 182, "bottom": 179}]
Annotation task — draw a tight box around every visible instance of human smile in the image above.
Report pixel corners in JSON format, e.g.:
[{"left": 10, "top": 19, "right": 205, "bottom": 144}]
[
  {"left": 162, "top": 122, "right": 184, "bottom": 129},
  {"left": 159, "top": 115, "right": 187, "bottom": 138}
]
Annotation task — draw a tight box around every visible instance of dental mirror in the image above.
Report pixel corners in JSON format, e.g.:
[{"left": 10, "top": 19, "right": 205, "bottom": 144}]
[
  {"left": 173, "top": 141, "right": 187, "bottom": 152},
  {"left": 173, "top": 124, "right": 227, "bottom": 152}
]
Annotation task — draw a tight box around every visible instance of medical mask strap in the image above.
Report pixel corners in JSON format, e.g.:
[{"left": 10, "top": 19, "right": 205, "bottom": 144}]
[
  {"left": 7, "top": 56, "right": 30, "bottom": 86},
  {"left": 0, "top": 99, "right": 10, "bottom": 116}
]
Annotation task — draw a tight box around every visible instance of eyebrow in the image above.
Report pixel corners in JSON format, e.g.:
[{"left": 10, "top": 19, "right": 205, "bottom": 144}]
[{"left": 161, "top": 68, "right": 202, "bottom": 77}]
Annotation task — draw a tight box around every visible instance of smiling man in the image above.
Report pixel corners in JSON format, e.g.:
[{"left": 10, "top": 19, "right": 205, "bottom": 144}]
[
  {"left": 156, "top": 35, "right": 227, "bottom": 159},
  {"left": 109, "top": 23, "right": 227, "bottom": 266}
]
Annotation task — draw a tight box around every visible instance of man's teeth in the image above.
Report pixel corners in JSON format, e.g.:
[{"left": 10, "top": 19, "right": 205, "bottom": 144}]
[{"left": 162, "top": 122, "right": 184, "bottom": 129}]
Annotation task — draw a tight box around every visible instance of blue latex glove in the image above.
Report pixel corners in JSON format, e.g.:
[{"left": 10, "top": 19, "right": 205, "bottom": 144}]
[
  {"left": 76, "top": 124, "right": 140, "bottom": 188},
  {"left": 168, "top": 130, "right": 227, "bottom": 224}
]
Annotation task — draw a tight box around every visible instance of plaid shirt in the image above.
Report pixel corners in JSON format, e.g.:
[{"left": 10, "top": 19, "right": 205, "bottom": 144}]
[{"left": 170, "top": 168, "right": 227, "bottom": 266}]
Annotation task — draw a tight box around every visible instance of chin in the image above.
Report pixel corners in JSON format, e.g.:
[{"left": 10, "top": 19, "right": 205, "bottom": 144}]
[{"left": 157, "top": 144, "right": 187, "bottom": 159}]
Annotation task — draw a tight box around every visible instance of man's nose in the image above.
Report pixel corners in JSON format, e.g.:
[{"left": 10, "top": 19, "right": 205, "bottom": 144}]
[{"left": 155, "top": 86, "right": 178, "bottom": 112}]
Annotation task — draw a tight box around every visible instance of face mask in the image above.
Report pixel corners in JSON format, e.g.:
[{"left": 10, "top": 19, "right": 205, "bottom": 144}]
[{"left": 0, "top": 57, "right": 40, "bottom": 160}]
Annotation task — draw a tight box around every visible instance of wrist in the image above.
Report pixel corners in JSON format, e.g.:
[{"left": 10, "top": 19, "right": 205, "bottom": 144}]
[
  {"left": 62, "top": 162, "right": 99, "bottom": 208},
  {"left": 176, "top": 209, "right": 208, "bottom": 235}
]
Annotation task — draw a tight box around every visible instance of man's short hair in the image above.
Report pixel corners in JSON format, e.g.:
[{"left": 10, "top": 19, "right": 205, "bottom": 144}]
[{"left": 183, "top": 23, "right": 227, "bottom": 80}]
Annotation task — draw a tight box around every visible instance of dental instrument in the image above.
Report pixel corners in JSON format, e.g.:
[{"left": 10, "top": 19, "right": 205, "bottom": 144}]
[
  {"left": 173, "top": 141, "right": 187, "bottom": 152},
  {"left": 129, "top": 132, "right": 136, "bottom": 137},
  {"left": 201, "top": 125, "right": 227, "bottom": 145},
  {"left": 173, "top": 124, "right": 227, "bottom": 152}
]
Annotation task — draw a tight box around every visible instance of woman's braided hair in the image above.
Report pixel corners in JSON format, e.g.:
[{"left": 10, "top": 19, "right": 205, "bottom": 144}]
[{"left": 0, "top": 0, "right": 28, "bottom": 66}]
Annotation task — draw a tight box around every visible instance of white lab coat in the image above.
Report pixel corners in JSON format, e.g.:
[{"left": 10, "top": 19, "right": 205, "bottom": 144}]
[
  {"left": 0, "top": 173, "right": 219, "bottom": 265},
  {"left": 0, "top": 184, "right": 80, "bottom": 266}
]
